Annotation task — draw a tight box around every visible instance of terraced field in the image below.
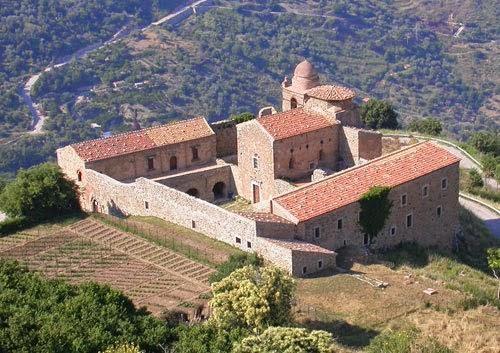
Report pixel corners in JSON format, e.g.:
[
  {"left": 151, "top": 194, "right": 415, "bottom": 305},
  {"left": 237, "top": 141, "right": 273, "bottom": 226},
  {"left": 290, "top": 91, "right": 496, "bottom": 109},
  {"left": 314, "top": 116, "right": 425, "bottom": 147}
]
[{"left": 0, "top": 218, "right": 215, "bottom": 316}]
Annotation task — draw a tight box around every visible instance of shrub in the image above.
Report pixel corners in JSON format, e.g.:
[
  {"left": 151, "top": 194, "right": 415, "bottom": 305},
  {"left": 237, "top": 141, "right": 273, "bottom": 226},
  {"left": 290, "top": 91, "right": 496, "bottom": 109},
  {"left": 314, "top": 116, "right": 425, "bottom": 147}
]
[
  {"left": 209, "top": 253, "right": 263, "bottom": 283},
  {"left": 407, "top": 117, "right": 443, "bottom": 136},
  {"left": 467, "top": 168, "right": 484, "bottom": 189},
  {"left": 470, "top": 132, "right": 499, "bottom": 156},
  {"left": 231, "top": 112, "right": 255, "bottom": 124},
  {"left": 361, "top": 99, "right": 399, "bottom": 129}
]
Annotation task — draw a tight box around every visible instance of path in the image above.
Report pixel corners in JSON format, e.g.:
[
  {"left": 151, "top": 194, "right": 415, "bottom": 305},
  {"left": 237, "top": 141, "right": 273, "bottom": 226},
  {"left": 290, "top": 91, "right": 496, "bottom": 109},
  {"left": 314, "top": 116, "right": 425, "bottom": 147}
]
[{"left": 459, "top": 196, "right": 500, "bottom": 239}]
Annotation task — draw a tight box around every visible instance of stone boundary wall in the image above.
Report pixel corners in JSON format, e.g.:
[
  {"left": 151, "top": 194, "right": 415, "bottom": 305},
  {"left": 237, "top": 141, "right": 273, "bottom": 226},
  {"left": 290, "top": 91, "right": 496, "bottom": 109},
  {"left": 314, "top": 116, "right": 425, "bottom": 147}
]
[
  {"left": 210, "top": 120, "right": 238, "bottom": 157},
  {"left": 256, "top": 238, "right": 293, "bottom": 273},
  {"left": 339, "top": 126, "right": 382, "bottom": 167}
]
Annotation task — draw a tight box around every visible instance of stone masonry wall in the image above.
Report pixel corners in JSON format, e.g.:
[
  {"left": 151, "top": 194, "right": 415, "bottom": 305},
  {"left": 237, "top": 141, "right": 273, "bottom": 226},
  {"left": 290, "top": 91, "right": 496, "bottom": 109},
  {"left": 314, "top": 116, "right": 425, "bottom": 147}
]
[
  {"left": 339, "top": 126, "right": 381, "bottom": 168},
  {"left": 57, "top": 146, "right": 87, "bottom": 185},
  {"left": 211, "top": 120, "right": 238, "bottom": 158}
]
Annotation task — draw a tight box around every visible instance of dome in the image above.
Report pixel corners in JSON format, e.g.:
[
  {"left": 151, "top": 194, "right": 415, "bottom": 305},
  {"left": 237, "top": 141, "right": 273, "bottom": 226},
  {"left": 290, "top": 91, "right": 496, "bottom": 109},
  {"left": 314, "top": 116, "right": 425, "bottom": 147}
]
[{"left": 294, "top": 60, "right": 317, "bottom": 78}]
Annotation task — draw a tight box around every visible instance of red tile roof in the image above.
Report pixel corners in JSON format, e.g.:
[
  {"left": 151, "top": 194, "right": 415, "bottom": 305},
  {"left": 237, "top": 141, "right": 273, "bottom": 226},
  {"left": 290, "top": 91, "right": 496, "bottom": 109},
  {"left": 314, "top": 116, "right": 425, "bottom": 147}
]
[
  {"left": 257, "top": 108, "right": 333, "bottom": 140},
  {"left": 306, "top": 85, "right": 356, "bottom": 101},
  {"left": 274, "top": 142, "right": 460, "bottom": 223},
  {"left": 72, "top": 118, "right": 213, "bottom": 162}
]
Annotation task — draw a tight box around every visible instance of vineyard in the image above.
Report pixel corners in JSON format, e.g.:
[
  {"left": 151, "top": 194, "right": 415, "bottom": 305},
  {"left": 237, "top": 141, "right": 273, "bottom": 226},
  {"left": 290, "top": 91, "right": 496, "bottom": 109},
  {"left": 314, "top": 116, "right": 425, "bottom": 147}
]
[{"left": 0, "top": 218, "right": 215, "bottom": 316}]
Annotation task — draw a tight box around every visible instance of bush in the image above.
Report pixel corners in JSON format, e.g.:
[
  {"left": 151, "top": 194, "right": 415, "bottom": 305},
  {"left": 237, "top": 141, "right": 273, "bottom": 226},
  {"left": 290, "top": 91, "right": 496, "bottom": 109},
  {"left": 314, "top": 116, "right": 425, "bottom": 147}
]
[
  {"left": 361, "top": 99, "right": 399, "bottom": 129},
  {"left": 366, "top": 329, "right": 453, "bottom": 353},
  {"left": 470, "top": 132, "right": 499, "bottom": 156},
  {"left": 407, "top": 117, "right": 442, "bottom": 136},
  {"left": 0, "top": 163, "right": 79, "bottom": 221},
  {"left": 209, "top": 253, "right": 263, "bottom": 283},
  {"left": 481, "top": 154, "right": 498, "bottom": 178},
  {"left": 467, "top": 168, "right": 484, "bottom": 189},
  {"left": 231, "top": 112, "right": 255, "bottom": 124}
]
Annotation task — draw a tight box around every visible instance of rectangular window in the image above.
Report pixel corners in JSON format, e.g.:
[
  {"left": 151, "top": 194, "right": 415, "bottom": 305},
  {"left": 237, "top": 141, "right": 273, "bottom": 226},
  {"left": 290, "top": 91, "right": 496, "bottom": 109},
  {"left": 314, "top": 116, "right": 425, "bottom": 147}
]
[
  {"left": 318, "top": 260, "right": 323, "bottom": 269},
  {"left": 144, "top": 201, "right": 149, "bottom": 210},
  {"left": 235, "top": 237, "right": 241, "bottom": 244},
  {"left": 422, "top": 185, "right": 429, "bottom": 198},
  {"left": 147, "top": 156, "right": 155, "bottom": 170},
  {"left": 191, "top": 220, "right": 196, "bottom": 229},
  {"left": 401, "top": 194, "right": 407, "bottom": 206},
  {"left": 191, "top": 146, "right": 199, "bottom": 161},
  {"left": 302, "top": 266, "right": 307, "bottom": 275},
  {"left": 247, "top": 241, "right": 252, "bottom": 249},
  {"left": 406, "top": 214, "right": 413, "bottom": 228},
  {"left": 437, "top": 206, "right": 442, "bottom": 217},
  {"left": 314, "top": 227, "right": 320, "bottom": 238},
  {"left": 441, "top": 178, "right": 448, "bottom": 190},
  {"left": 309, "top": 162, "right": 315, "bottom": 170},
  {"left": 390, "top": 226, "right": 396, "bottom": 236},
  {"left": 253, "top": 156, "right": 259, "bottom": 169},
  {"left": 337, "top": 218, "right": 343, "bottom": 230}
]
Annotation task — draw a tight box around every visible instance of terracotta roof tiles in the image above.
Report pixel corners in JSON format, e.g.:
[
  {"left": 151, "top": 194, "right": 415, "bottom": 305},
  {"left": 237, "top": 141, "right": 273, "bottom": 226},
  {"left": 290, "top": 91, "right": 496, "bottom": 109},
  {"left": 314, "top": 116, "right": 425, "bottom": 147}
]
[
  {"left": 306, "top": 85, "right": 356, "bottom": 101},
  {"left": 72, "top": 117, "right": 213, "bottom": 162},
  {"left": 256, "top": 108, "right": 333, "bottom": 140},
  {"left": 274, "top": 142, "right": 460, "bottom": 222}
]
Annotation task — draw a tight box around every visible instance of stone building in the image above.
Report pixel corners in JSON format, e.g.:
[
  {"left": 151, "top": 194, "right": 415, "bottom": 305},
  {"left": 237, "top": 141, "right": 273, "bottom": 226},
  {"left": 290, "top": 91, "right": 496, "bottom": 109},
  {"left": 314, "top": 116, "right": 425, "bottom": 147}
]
[{"left": 58, "top": 60, "right": 460, "bottom": 277}]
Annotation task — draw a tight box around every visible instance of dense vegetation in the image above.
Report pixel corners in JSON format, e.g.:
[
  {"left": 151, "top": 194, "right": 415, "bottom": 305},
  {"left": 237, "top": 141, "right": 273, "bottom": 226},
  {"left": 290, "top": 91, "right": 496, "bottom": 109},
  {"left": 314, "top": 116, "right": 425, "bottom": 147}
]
[{"left": 0, "top": 260, "right": 172, "bottom": 353}]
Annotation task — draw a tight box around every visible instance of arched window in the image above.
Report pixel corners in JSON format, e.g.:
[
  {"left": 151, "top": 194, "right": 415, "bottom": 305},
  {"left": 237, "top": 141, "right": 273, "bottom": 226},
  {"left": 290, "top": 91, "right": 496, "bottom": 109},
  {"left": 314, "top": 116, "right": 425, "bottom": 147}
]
[
  {"left": 77, "top": 170, "right": 82, "bottom": 182},
  {"left": 289, "top": 157, "right": 295, "bottom": 169},
  {"left": 170, "top": 156, "right": 177, "bottom": 170},
  {"left": 290, "top": 98, "right": 298, "bottom": 109}
]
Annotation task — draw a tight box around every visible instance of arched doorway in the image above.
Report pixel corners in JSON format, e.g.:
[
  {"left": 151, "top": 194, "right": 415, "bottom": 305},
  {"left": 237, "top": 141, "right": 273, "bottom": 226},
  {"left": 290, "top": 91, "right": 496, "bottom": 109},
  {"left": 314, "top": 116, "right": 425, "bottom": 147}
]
[
  {"left": 186, "top": 188, "right": 200, "bottom": 198},
  {"left": 290, "top": 97, "right": 298, "bottom": 109},
  {"left": 212, "top": 182, "right": 226, "bottom": 200},
  {"left": 170, "top": 156, "right": 178, "bottom": 170}
]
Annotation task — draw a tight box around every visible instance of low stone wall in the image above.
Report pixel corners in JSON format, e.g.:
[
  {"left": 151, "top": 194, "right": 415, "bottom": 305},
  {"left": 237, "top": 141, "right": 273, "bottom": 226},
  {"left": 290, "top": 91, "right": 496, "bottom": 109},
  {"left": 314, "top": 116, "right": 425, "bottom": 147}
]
[{"left": 211, "top": 120, "right": 238, "bottom": 157}]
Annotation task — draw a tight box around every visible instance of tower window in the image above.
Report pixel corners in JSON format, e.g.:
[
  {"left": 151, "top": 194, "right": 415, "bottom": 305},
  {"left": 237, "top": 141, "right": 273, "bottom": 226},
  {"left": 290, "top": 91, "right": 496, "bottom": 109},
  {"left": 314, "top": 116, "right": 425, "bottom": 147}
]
[
  {"left": 77, "top": 171, "right": 82, "bottom": 182},
  {"left": 290, "top": 98, "right": 298, "bottom": 109},
  {"left": 253, "top": 155, "right": 259, "bottom": 169}
]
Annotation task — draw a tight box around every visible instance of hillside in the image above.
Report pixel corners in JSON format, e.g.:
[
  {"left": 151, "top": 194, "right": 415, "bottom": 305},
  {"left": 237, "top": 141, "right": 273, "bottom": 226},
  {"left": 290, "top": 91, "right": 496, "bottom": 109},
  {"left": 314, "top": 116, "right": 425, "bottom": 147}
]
[{"left": 0, "top": 0, "right": 498, "bottom": 175}]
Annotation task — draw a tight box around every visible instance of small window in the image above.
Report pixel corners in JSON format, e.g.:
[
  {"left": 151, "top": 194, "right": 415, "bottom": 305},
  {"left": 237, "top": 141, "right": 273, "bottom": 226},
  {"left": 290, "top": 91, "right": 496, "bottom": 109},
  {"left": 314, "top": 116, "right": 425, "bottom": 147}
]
[
  {"left": 406, "top": 214, "right": 413, "bottom": 228},
  {"left": 191, "top": 146, "right": 199, "bottom": 161},
  {"left": 337, "top": 219, "right": 343, "bottom": 230},
  {"left": 144, "top": 201, "right": 149, "bottom": 210},
  {"left": 191, "top": 220, "right": 196, "bottom": 228},
  {"left": 343, "top": 240, "right": 347, "bottom": 246},
  {"left": 436, "top": 206, "right": 442, "bottom": 217},
  {"left": 422, "top": 185, "right": 429, "bottom": 198},
  {"left": 77, "top": 171, "right": 82, "bottom": 182},
  {"left": 314, "top": 227, "right": 320, "bottom": 239},
  {"left": 247, "top": 241, "right": 252, "bottom": 249},
  {"left": 309, "top": 162, "right": 315, "bottom": 170},
  {"left": 147, "top": 156, "right": 155, "bottom": 171},
  {"left": 253, "top": 155, "right": 259, "bottom": 169},
  {"left": 290, "top": 98, "right": 298, "bottom": 109},
  {"left": 401, "top": 194, "right": 407, "bottom": 206},
  {"left": 358, "top": 211, "right": 362, "bottom": 222},
  {"left": 441, "top": 178, "right": 448, "bottom": 190},
  {"left": 235, "top": 237, "right": 241, "bottom": 244},
  {"left": 289, "top": 157, "right": 295, "bottom": 169},
  {"left": 302, "top": 266, "right": 307, "bottom": 275},
  {"left": 390, "top": 226, "right": 396, "bottom": 236},
  {"left": 306, "top": 144, "right": 309, "bottom": 149},
  {"left": 318, "top": 260, "right": 323, "bottom": 269},
  {"left": 318, "top": 149, "right": 324, "bottom": 161}
]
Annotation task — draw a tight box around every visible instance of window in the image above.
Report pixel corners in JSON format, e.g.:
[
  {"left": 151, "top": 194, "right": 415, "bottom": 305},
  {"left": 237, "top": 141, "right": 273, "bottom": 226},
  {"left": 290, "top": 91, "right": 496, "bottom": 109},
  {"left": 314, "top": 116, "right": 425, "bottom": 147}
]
[
  {"left": 337, "top": 219, "right": 343, "bottom": 230},
  {"left": 290, "top": 98, "right": 298, "bottom": 109},
  {"left": 191, "top": 146, "right": 199, "bottom": 161},
  {"left": 406, "top": 214, "right": 413, "bottom": 228},
  {"left": 318, "top": 149, "right": 324, "bottom": 161},
  {"left": 253, "top": 155, "right": 259, "bottom": 169},
  {"left": 147, "top": 156, "right": 155, "bottom": 171},
  {"left": 306, "top": 144, "right": 309, "bottom": 149},
  {"left": 77, "top": 171, "right": 82, "bottom": 182},
  {"left": 302, "top": 266, "right": 307, "bottom": 275},
  {"left": 289, "top": 157, "right": 295, "bottom": 169},
  {"left": 422, "top": 185, "right": 429, "bottom": 198},
  {"left": 390, "top": 226, "right": 396, "bottom": 236},
  {"left": 235, "top": 237, "right": 241, "bottom": 244},
  {"left": 144, "top": 201, "right": 149, "bottom": 210},
  {"left": 401, "top": 194, "right": 407, "bottom": 206},
  {"left": 441, "top": 178, "right": 448, "bottom": 190},
  {"left": 247, "top": 241, "right": 252, "bottom": 249},
  {"left": 318, "top": 260, "right": 323, "bottom": 269},
  {"left": 191, "top": 220, "right": 196, "bottom": 228},
  {"left": 436, "top": 206, "right": 442, "bottom": 217},
  {"left": 309, "top": 162, "right": 315, "bottom": 170},
  {"left": 314, "top": 227, "right": 320, "bottom": 239},
  {"left": 170, "top": 156, "right": 177, "bottom": 170},
  {"left": 358, "top": 211, "right": 362, "bottom": 222}
]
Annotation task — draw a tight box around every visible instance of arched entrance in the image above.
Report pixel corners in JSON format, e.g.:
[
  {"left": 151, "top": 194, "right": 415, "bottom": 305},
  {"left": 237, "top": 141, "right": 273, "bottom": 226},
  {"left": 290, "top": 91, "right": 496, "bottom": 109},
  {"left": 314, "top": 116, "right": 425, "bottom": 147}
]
[
  {"left": 186, "top": 188, "right": 200, "bottom": 198},
  {"left": 170, "top": 156, "right": 178, "bottom": 170},
  {"left": 212, "top": 182, "right": 226, "bottom": 200},
  {"left": 290, "top": 97, "right": 298, "bottom": 109}
]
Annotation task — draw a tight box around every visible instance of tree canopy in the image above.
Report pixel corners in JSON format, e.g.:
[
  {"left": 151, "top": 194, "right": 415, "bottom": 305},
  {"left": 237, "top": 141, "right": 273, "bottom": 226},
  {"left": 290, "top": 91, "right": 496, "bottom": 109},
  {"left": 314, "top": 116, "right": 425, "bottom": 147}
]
[
  {"left": 0, "top": 163, "right": 79, "bottom": 221},
  {"left": 470, "top": 132, "right": 499, "bottom": 156},
  {"left": 361, "top": 99, "right": 399, "bottom": 129},
  {"left": 407, "top": 117, "right": 442, "bottom": 136}
]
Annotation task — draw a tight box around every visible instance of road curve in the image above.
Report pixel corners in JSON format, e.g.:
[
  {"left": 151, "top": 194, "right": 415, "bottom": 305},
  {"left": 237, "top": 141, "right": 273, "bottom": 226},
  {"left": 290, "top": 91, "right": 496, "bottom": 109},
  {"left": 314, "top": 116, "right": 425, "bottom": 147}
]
[{"left": 459, "top": 196, "right": 500, "bottom": 239}]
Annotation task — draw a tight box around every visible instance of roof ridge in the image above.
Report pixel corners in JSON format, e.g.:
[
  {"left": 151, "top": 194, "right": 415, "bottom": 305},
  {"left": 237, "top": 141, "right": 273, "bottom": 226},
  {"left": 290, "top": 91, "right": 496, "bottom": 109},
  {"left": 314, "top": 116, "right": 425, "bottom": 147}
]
[{"left": 72, "top": 117, "right": 205, "bottom": 147}]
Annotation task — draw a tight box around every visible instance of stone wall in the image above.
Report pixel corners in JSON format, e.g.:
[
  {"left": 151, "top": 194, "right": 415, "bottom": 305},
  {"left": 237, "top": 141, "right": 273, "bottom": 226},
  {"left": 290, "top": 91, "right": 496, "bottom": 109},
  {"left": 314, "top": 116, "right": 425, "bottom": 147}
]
[
  {"left": 339, "top": 126, "right": 381, "bottom": 168},
  {"left": 297, "top": 163, "right": 460, "bottom": 251},
  {"left": 57, "top": 146, "right": 87, "bottom": 185},
  {"left": 211, "top": 120, "right": 238, "bottom": 157}
]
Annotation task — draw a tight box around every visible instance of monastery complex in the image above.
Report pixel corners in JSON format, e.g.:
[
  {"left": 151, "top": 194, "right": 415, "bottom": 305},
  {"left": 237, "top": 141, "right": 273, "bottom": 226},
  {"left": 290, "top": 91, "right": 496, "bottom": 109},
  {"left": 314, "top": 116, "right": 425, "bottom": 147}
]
[{"left": 58, "top": 60, "right": 461, "bottom": 276}]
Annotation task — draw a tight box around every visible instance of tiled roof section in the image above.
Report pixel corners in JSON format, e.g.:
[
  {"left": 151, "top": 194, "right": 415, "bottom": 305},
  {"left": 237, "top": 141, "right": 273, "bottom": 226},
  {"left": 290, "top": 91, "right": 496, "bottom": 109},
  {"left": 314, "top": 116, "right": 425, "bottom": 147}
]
[
  {"left": 72, "top": 117, "right": 213, "bottom": 162},
  {"left": 274, "top": 142, "right": 460, "bottom": 222},
  {"left": 236, "top": 212, "right": 292, "bottom": 224},
  {"left": 306, "top": 85, "right": 356, "bottom": 101},
  {"left": 262, "top": 238, "right": 336, "bottom": 254},
  {"left": 256, "top": 108, "right": 333, "bottom": 140}
]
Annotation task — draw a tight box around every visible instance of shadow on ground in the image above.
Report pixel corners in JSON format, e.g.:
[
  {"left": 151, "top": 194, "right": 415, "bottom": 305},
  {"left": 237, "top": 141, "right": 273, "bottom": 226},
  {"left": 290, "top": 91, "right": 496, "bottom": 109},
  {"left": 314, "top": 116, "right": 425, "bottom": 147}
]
[{"left": 303, "top": 318, "right": 379, "bottom": 348}]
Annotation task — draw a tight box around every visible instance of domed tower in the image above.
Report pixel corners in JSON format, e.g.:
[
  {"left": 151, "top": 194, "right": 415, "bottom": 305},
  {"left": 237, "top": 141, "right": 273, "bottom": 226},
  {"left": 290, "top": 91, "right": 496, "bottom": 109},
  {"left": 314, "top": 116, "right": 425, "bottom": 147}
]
[{"left": 282, "top": 60, "right": 321, "bottom": 111}]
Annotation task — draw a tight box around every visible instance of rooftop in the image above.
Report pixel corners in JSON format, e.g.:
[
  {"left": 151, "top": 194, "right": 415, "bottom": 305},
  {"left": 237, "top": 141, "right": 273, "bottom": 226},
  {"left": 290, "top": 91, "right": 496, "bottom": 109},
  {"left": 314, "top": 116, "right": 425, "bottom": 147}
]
[
  {"left": 72, "top": 117, "right": 214, "bottom": 162},
  {"left": 274, "top": 142, "right": 460, "bottom": 222},
  {"left": 256, "top": 108, "right": 333, "bottom": 140},
  {"left": 306, "top": 84, "right": 356, "bottom": 101},
  {"left": 262, "top": 238, "right": 336, "bottom": 254}
]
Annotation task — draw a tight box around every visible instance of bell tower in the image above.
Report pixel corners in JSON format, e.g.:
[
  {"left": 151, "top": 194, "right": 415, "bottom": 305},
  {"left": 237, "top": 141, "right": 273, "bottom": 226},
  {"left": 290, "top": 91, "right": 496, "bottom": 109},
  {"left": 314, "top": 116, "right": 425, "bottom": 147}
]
[{"left": 282, "top": 60, "right": 320, "bottom": 111}]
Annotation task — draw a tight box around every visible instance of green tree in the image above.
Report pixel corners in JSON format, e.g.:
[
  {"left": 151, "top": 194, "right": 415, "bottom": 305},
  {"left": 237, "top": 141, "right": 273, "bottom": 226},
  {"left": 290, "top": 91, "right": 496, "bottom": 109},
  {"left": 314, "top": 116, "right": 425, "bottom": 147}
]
[
  {"left": 481, "top": 154, "right": 498, "bottom": 178},
  {"left": 360, "top": 99, "right": 399, "bottom": 129},
  {"left": 467, "top": 168, "right": 484, "bottom": 190},
  {"left": 174, "top": 323, "right": 248, "bottom": 353},
  {"left": 407, "top": 117, "right": 442, "bottom": 136},
  {"left": 358, "top": 186, "right": 393, "bottom": 245},
  {"left": 210, "top": 266, "right": 295, "bottom": 332},
  {"left": 470, "top": 132, "right": 499, "bottom": 156},
  {"left": 233, "top": 327, "right": 334, "bottom": 353},
  {"left": 231, "top": 112, "right": 255, "bottom": 124},
  {"left": 0, "top": 163, "right": 79, "bottom": 221},
  {"left": 209, "top": 253, "right": 263, "bottom": 283},
  {"left": 100, "top": 343, "right": 142, "bottom": 353},
  {"left": 487, "top": 248, "right": 500, "bottom": 299}
]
